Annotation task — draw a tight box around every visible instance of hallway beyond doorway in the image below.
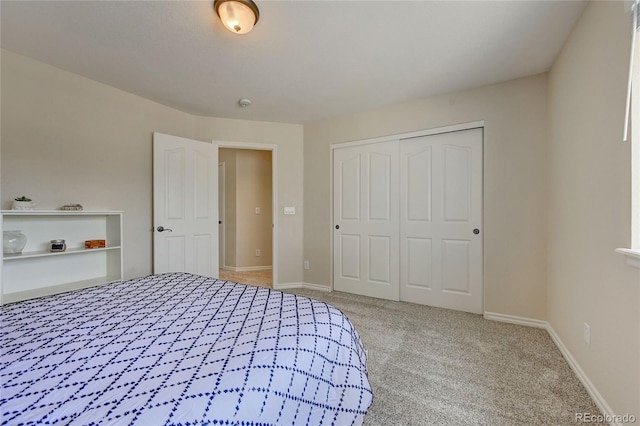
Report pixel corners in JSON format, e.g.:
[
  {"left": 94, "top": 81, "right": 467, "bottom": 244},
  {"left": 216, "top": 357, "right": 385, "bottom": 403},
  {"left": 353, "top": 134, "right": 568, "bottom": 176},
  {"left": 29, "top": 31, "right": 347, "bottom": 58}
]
[{"left": 218, "top": 269, "right": 272, "bottom": 289}]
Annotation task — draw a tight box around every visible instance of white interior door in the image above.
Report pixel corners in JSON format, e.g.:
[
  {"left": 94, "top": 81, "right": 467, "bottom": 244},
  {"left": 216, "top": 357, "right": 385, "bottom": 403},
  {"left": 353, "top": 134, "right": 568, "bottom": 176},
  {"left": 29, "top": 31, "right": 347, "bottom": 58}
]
[
  {"left": 153, "top": 132, "right": 218, "bottom": 276},
  {"left": 400, "top": 128, "right": 483, "bottom": 313},
  {"left": 333, "top": 141, "right": 400, "bottom": 300}
]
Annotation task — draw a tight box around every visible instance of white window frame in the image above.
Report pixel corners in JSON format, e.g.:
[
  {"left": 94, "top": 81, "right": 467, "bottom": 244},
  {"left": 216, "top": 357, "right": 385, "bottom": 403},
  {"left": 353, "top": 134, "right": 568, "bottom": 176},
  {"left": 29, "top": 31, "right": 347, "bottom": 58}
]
[
  {"left": 616, "top": 18, "right": 640, "bottom": 268},
  {"left": 633, "top": 69, "right": 640, "bottom": 252}
]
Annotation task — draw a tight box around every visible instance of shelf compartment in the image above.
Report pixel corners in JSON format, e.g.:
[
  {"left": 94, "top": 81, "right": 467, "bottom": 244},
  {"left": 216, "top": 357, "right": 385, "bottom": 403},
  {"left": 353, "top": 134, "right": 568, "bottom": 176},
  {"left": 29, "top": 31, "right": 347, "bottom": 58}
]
[
  {"left": 2, "top": 214, "right": 121, "bottom": 253},
  {"left": 3, "top": 246, "right": 121, "bottom": 261},
  {"left": 1, "top": 211, "right": 123, "bottom": 304}
]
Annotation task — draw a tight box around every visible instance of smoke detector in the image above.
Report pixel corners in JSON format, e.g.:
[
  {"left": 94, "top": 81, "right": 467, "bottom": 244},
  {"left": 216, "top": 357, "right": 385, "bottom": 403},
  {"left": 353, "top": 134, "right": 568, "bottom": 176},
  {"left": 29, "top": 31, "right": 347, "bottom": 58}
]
[{"left": 239, "top": 98, "right": 252, "bottom": 108}]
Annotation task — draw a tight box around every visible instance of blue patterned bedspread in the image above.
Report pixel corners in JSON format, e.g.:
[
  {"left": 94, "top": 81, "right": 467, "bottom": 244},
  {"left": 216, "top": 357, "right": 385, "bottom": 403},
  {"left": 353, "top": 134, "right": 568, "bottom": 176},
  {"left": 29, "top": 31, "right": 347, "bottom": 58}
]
[{"left": 1, "top": 273, "right": 372, "bottom": 425}]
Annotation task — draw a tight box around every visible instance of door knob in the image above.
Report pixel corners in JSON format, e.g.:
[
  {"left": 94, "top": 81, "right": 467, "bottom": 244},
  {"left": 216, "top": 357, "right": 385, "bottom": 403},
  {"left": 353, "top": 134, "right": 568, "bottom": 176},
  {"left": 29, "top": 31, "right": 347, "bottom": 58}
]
[
  {"left": 473, "top": 228, "right": 480, "bottom": 235},
  {"left": 335, "top": 225, "right": 340, "bottom": 230},
  {"left": 157, "top": 226, "right": 173, "bottom": 232}
]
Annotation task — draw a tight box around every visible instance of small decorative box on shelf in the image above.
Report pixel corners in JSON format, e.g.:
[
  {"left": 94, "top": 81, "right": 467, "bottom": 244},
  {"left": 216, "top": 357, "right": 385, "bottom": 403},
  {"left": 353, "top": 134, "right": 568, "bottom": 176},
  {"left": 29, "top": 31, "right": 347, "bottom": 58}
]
[
  {"left": 85, "top": 239, "right": 106, "bottom": 249},
  {"left": 61, "top": 204, "right": 83, "bottom": 211}
]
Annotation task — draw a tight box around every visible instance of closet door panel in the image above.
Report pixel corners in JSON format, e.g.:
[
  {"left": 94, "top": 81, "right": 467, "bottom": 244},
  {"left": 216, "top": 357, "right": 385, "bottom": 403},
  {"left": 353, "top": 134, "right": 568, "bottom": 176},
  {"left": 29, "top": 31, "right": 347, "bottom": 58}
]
[
  {"left": 333, "top": 141, "right": 399, "bottom": 301},
  {"left": 339, "top": 234, "right": 360, "bottom": 280},
  {"left": 441, "top": 239, "right": 471, "bottom": 294},
  {"left": 368, "top": 152, "right": 392, "bottom": 221},
  {"left": 340, "top": 154, "right": 361, "bottom": 221},
  {"left": 400, "top": 128, "right": 483, "bottom": 314},
  {"left": 406, "top": 147, "right": 432, "bottom": 222},
  {"left": 406, "top": 237, "right": 432, "bottom": 289},
  {"left": 443, "top": 145, "right": 472, "bottom": 223}
]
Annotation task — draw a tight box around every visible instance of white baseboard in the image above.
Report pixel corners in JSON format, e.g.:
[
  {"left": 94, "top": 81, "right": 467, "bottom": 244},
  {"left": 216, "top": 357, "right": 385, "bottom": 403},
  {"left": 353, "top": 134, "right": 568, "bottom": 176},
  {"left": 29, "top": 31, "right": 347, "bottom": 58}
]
[
  {"left": 301, "top": 282, "right": 332, "bottom": 292},
  {"left": 272, "top": 282, "right": 303, "bottom": 290},
  {"left": 545, "top": 325, "right": 619, "bottom": 425},
  {"left": 273, "top": 282, "right": 332, "bottom": 292},
  {"left": 484, "top": 311, "right": 619, "bottom": 424},
  {"left": 483, "top": 311, "right": 547, "bottom": 328},
  {"left": 222, "top": 266, "right": 272, "bottom": 272}
]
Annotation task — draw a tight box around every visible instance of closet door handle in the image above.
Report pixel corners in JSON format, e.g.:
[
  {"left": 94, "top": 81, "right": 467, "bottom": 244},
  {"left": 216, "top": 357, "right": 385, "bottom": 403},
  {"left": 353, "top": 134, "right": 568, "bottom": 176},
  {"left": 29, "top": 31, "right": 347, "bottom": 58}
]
[
  {"left": 157, "top": 226, "right": 173, "bottom": 232},
  {"left": 335, "top": 225, "right": 340, "bottom": 230},
  {"left": 473, "top": 228, "right": 480, "bottom": 235}
]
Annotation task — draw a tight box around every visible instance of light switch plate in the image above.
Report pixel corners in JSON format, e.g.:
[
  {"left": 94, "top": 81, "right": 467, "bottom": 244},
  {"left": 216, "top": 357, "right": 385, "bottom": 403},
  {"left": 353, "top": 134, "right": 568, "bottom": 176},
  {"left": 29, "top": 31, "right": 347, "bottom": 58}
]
[{"left": 284, "top": 207, "right": 296, "bottom": 215}]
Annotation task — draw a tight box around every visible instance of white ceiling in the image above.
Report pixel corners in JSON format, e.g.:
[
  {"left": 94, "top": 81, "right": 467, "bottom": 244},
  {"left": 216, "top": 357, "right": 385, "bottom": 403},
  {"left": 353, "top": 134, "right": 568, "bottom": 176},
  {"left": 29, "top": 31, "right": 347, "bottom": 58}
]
[{"left": 1, "top": 1, "right": 587, "bottom": 124}]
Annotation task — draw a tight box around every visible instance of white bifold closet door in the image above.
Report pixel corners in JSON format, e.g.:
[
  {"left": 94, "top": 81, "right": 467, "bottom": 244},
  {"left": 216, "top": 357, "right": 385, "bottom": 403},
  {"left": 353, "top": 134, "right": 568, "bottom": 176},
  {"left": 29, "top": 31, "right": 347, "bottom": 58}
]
[{"left": 333, "top": 128, "right": 483, "bottom": 314}]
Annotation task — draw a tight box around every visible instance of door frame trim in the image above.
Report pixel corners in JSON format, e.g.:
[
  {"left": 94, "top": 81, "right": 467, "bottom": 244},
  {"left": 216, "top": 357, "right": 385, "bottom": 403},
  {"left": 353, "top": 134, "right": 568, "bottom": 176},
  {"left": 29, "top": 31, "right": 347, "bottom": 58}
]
[
  {"left": 218, "top": 162, "right": 226, "bottom": 269},
  {"left": 329, "top": 120, "right": 484, "bottom": 294},
  {"left": 329, "top": 121, "right": 485, "bottom": 151},
  {"left": 214, "top": 140, "right": 278, "bottom": 286}
]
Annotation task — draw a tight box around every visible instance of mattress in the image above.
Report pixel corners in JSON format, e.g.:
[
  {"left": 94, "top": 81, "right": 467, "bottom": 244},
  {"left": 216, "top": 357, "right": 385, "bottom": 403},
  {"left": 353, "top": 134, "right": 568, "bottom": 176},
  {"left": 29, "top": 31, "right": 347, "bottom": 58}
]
[{"left": 1, "top": 273, "right": 373, "bottom": 425}]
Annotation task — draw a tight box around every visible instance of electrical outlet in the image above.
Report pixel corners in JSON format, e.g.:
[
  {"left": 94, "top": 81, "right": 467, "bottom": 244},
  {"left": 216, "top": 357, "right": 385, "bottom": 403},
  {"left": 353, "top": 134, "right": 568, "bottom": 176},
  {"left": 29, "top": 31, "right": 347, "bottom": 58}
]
[
  {"left": 255, "top": 249, "right": 261, "bottom": 257},
  {"left": 583, "top": 323, "right": 591, "bottom": 346},
  {"left": 255, "top": 207, "right": 261, "bottom": 215},
  {"left": 304, "top": 260, "right": 310, "bottom": 270}
]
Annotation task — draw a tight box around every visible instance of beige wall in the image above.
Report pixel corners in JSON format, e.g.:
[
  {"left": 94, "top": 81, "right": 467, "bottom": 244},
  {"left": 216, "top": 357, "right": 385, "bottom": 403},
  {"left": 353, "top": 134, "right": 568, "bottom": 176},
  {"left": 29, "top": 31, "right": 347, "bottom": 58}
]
[
  {"left": 1, "top": 50, "right": 304, "bottom": 284},
  {"left": 235, "top": 149, "right": 273, "bottom": 267},
  {"left": 548, "top": 1, "right": 639, "bottom": 417},
  {"left": 220, "top": 148, "right": 273, "bottom": 269},
  {"left": 1, "top": 50, "right": 193, "bottom": 279},
  {"left": 303, "top": 74, "right": 549, "bottom": 320}
]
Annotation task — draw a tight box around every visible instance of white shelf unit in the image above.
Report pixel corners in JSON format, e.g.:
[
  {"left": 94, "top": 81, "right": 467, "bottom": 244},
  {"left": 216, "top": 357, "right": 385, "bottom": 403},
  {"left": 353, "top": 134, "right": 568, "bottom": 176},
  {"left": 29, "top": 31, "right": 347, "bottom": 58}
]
[{"left": 1, "top": 211, "right": 123, "bottom": 304}]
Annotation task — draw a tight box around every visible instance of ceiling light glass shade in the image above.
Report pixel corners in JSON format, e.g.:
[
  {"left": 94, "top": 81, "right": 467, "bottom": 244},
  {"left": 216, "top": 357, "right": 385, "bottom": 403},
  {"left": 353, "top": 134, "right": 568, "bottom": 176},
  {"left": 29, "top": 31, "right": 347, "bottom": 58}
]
[{"left": 214, "top": 0, "right": 259, "bottom": 35}]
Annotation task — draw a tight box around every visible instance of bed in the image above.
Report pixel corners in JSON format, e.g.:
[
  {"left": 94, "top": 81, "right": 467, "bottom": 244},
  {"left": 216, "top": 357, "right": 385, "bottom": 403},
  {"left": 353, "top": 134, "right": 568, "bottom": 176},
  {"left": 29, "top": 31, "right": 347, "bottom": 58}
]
[{"left": 0, "top": 273, "right": 373, "bottom": 425}]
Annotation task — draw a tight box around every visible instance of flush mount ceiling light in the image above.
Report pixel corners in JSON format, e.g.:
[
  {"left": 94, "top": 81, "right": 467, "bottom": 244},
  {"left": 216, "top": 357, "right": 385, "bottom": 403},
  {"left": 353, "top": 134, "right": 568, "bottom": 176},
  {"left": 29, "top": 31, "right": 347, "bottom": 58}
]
[{"left": 214, "top": 0, "right": 259, "bottom": 35}]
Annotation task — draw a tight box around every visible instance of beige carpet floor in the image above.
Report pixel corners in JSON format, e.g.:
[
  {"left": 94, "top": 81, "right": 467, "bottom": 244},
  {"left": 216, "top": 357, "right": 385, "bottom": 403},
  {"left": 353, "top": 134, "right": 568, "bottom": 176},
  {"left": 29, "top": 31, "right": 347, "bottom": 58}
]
[{"left": 282, "top": 288, "right": 604, "bottom": 425}]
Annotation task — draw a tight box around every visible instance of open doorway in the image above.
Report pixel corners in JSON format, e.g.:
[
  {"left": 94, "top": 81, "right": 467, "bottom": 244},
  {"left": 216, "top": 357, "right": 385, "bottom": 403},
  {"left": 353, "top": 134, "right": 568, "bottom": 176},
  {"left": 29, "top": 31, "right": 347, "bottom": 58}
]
[{"left": 218, "top": 148, "right": 273, "bottom": 288}]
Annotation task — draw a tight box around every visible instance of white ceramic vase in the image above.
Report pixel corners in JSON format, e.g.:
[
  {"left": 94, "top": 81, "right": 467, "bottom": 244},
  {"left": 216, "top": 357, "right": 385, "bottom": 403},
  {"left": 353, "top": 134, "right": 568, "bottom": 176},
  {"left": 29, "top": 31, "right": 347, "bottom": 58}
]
[{"left": 11, "top": 200, "right": 35, "bottom": 210}]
